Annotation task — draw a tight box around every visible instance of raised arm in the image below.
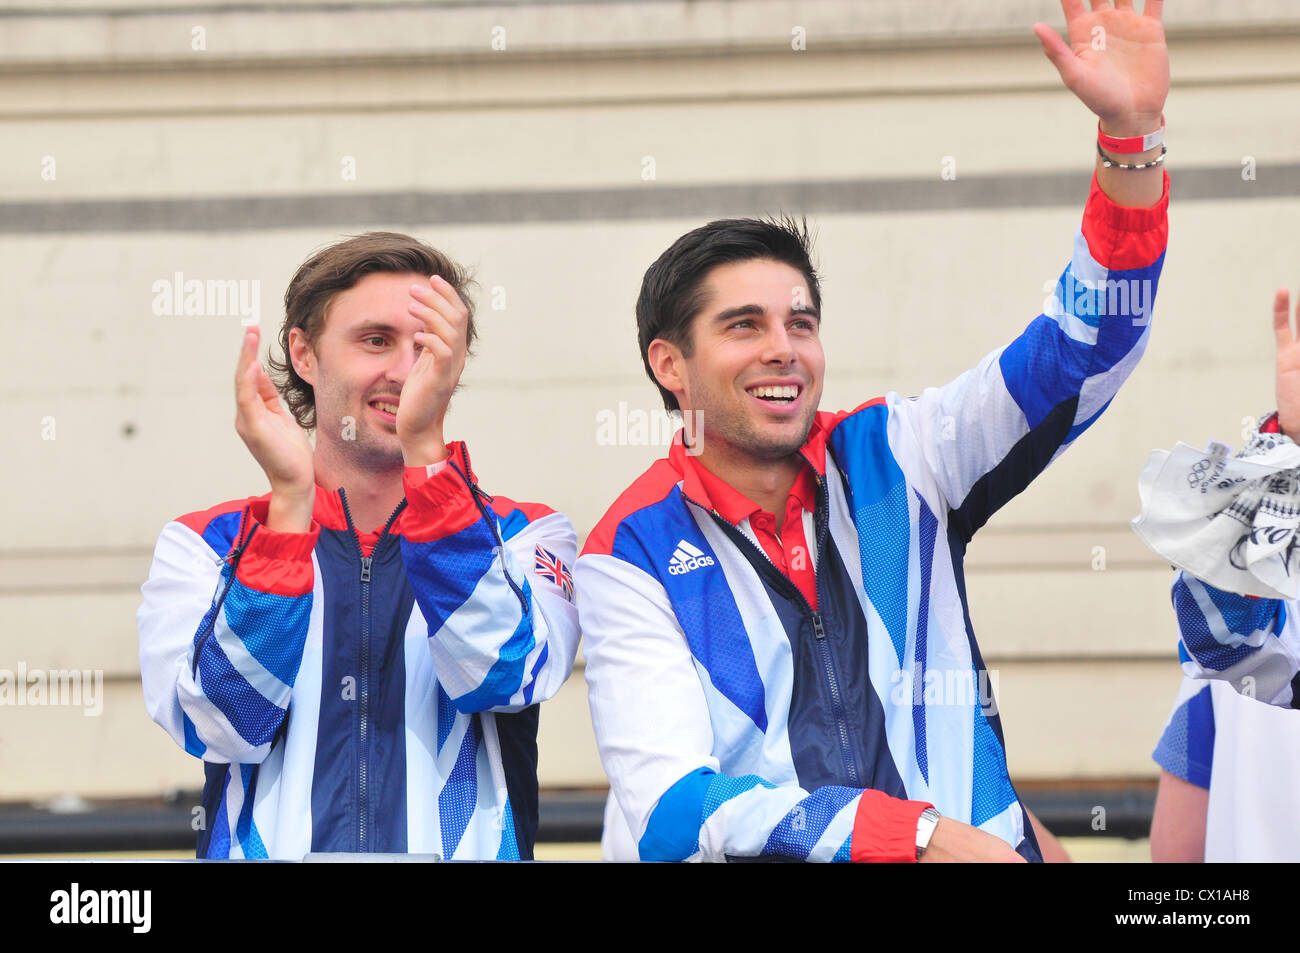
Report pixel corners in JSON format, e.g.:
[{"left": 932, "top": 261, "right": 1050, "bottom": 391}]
[
  {"left": 871, "top": 2, "right": 1170, "bottom": 538},
  {"left": 138, "top": 329, "right": 319, "bottom": 763},
  {"left": 387, "top": 273, "right": 579, "bottom": 711},
  {"left": 878, "top": 166, "right": 1167, "bottom": 541},
  {"left": 400, "top": 444, "right": 580, "bottom": 713}
]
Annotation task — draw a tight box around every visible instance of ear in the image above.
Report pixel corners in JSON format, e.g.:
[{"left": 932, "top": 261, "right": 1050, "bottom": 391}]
[
  {"left": 288, "top": 327, "right": 316, "bottom": 386},
  {"left": 647, "top": 338, "right": 688, "bottom": 407}
]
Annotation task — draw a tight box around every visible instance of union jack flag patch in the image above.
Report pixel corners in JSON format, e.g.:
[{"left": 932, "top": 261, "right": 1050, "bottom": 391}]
[{"left": 534, "top": 545, "right": 574, "bottom": 602}]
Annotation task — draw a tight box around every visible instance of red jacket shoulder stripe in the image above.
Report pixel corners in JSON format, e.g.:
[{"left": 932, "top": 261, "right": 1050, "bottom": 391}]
[
  {"left": 174, "top": 495, "right": 263, "bottom": 536},
  {"left": 489, "top": 496, "right": 556, "bottom": 523},
  {"left": 581, "top": 458, "right": 683, "bottom": 558}
]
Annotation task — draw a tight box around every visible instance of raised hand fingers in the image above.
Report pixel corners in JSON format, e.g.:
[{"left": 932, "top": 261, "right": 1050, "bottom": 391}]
[
  {"left": 413, "top": 329, "right": 455, "bottom": 364},
  {"left": 408, "top": 275, "right": 470, "bottom": 361},
  {"left": 408, "top": 290, "right": 461, "bottom": 354},
  {"left": 431, "top": 273, "right": 470, "bottom": 316},
  {"left": 252, "top": 358, "right": 282, "bottom": 409},
  {"left": 236, "top": 328, "right": 286, "bottom": 422},
  {"left": 1144, "top": 0, "right": 1163, "bottom": 20},
  {"left": 235, "top": 328, "right": 262, "bottom": 409},
  {"left": 409, "top": 275, "right": 468, "bottom": 329},
  {"left": 1033, "top": 21, "right": 1076, "bottom": 76},
  {"left": 236, "top": 327, "right": 257, "bottom": 380},
  {"left": 1274, "top": 289, "right": 1294, "bottom": 353}
]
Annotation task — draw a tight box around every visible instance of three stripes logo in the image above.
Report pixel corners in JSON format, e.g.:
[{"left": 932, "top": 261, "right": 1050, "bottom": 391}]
[{"left": 667, "top": 540, "right": 716, "bottom": 576}]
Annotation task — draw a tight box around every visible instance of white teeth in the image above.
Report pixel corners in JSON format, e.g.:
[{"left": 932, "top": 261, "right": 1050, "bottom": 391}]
[
  {"left": 747, "top": 385, "right": 799, "bottom": 400},
  {"left": 372, "top": 401, "right": 398, "bottom": 414}
]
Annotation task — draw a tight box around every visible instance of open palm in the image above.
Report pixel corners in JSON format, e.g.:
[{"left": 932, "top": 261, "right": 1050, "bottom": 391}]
[
  {"left": 1033, "top": 0, "right": 1168, "bottom": 130},
  {"left": 235, "top": 327, "right": 315, "bottom": 492}
]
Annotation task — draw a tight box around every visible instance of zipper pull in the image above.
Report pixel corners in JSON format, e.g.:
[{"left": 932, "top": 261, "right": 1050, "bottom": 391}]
[
  {"left": 360, "top": 555, "right": 372, "bottom": 583},
  {"left": 217, "top": 504, "right": 256, "bottom": 565},
  {"left": 457, "top": 444, "right": 495, "bottom": 506},
  {"left": 219, "top": 536, "right": 253, "bottom": 568},
  {"left": 812, "top": 612, "right": 826, "bottom": 640}
]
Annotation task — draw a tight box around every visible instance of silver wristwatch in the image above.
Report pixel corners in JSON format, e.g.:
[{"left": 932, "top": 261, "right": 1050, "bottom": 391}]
[{"left": 915, "top": 807, "right": 941, "bottom": 861}]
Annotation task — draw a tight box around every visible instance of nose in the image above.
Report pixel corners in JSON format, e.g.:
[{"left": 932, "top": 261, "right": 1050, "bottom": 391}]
[
  {"left": 386, "top": 336, "right": 421, "bottom": 386},
  {"left": 759, "top": 322, "right": 797, "bottom": 366}
]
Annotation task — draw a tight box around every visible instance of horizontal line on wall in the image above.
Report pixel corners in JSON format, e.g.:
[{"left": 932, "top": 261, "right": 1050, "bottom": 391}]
[
  {"left": 0, "top": 0, "right": 686, "bottom": 18},
  {"left": 1, "top": 163, "right": 1294, "bottom": 234},
  {"left": 0, "top": 584, "right": 147, "bottom": 596},
  {"left": 964, "top": 561, "right": 1172, "bottom": 574}
]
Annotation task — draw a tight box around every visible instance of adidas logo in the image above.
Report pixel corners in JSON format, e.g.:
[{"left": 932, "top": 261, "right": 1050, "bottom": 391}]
[{"left": 668, "top": 540, "right": 716, "bottom": 575}]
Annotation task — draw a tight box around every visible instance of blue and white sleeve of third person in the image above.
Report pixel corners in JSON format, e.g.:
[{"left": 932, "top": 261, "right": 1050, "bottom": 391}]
[
  {"left": 1172, "top": 570, "right": 1300, "bottom": 708},
  {"left": 1151, "top": 676, "right": 1215, "bottom": 789},
  {"left": 882, "top": 170, "right": 1169, "bottom": 541},
  {"left": 400, "top": 442, "right": 580, "bottom": 714}
]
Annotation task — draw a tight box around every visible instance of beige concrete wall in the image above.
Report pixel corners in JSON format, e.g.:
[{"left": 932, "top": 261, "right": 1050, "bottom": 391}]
[{"left": 2, "top": 0, "right": 1298, "bottom": 802}]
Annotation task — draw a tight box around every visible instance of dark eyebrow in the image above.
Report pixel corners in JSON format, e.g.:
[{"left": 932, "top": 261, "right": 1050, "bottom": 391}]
[
  {"left": 352, "top": 322, "right": 402, "bottom": 336},
  {"left": 713, "top": 304, "right": 765, "bottom": 323},
  {"left": 713, "top": 304, "right": 821, "bottom": 323}
]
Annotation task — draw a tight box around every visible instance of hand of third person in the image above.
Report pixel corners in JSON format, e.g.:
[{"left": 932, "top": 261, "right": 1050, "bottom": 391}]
[{"left": 1273, "top": 288, "right": 1300, "bottom": 442}]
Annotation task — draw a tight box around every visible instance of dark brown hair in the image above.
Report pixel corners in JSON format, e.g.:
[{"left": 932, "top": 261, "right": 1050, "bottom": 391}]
[
  {"left": 635, "top": 216, "right": 820, "bottom": 412},
  {"left": 268, "top": 231, "right": 477, "bottom": 430}
]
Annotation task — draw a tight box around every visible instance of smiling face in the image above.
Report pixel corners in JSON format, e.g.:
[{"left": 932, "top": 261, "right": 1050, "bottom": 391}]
[
  {"left": 658, "top": 258, "right": 825, "bottom": 464},
  {"left": 289, "top": 270, "right": 428, "bottom": 473}
]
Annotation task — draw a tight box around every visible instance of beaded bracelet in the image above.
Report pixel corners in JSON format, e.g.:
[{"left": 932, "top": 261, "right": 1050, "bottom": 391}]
[{"left": 1097, "top": 142, "right": 1167, "bottom": 170}]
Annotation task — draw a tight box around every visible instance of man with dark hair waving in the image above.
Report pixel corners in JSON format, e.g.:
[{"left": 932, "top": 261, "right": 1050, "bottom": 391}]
[
  {"left": 579, "top": 0, "right": 1170, "bottom": 863},
  {"left": 138, "top": 232, "right": 580, "bottom": 859}
]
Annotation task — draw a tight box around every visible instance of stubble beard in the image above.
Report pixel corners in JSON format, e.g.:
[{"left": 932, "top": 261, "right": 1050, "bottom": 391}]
[
  {"left": 697, "top": 381, "right": 819, "bottom": 465},
  {"left": 341, "top": 422, "right": 405, "bottom": 473},
  {"left": 315, "top": 387, "right": 406, "bottom": 475},
  {"left": 725, "top": 413, "right": 816, "bottom": 463}
]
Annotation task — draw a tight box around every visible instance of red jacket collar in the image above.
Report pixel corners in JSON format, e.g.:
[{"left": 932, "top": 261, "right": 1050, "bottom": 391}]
[{"left": 306, "top": 439, "right": 472, "bottom": 535}]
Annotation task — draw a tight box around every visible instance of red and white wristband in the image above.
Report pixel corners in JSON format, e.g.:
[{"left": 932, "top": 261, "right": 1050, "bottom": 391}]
[
  {"left": 1098, "top": 117, "right": 1165, "bottom": 154},
  {"left": 1096, "top": 117, "right": 1167, "bottom": 170}
]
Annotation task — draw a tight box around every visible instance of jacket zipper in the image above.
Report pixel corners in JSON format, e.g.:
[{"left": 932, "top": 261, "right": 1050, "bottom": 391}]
[
  {"left": 449, "top": 443, "right": 528, "bottom": 614},
  {"left": 338, "top": 488, "right": 406, "bottom": 852},
  {"left": 192, "top": 506, "right": 258, "bottom": 677},
  {"left": 681, "top": 466, "right": 861, "bottom": 787},
  {"left": 805, "top": 473, "right": 860, "bottom": 786}
]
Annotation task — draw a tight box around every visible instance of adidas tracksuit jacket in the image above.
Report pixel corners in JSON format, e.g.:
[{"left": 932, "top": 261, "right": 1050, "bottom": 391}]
[
  {"left": 137, "top": 441, "right": 581, "bottom": 859},
  {"left": 578, "top": 172, "right": 1170, "bottom": 862}
]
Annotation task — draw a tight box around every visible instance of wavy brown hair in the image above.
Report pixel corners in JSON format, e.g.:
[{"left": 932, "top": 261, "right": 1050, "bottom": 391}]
[{"left": 268, "top": 231, "right": 477, "bottom": 430}]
